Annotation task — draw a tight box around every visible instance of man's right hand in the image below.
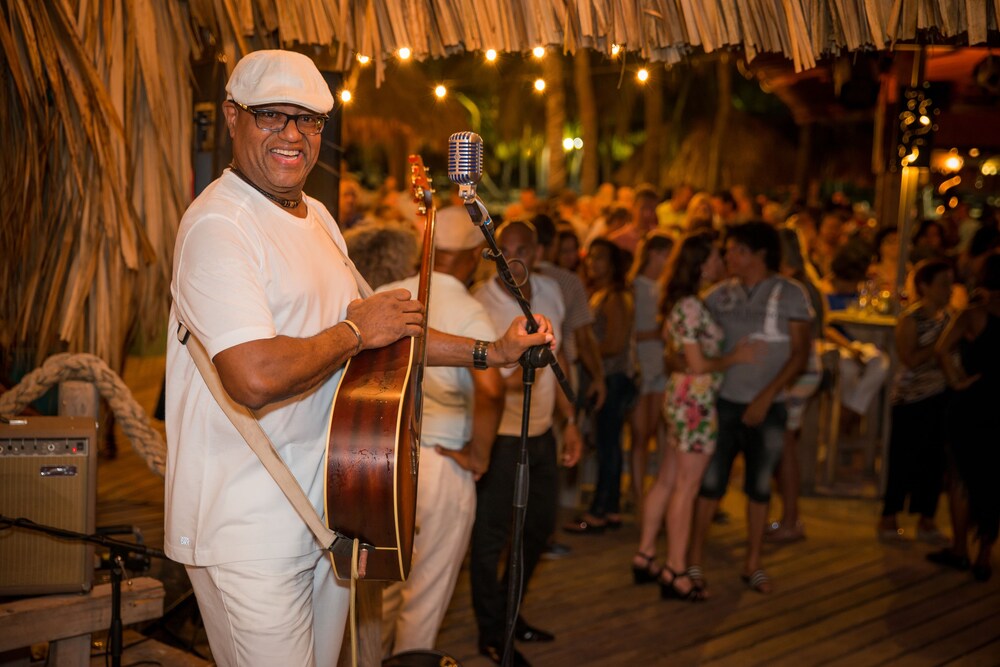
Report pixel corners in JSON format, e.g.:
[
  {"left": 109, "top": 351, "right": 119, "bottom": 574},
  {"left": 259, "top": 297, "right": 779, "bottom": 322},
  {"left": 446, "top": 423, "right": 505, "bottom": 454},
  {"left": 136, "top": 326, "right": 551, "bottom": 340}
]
[{"left": 346, "top": 289, "right": 424, "bottom": 350}]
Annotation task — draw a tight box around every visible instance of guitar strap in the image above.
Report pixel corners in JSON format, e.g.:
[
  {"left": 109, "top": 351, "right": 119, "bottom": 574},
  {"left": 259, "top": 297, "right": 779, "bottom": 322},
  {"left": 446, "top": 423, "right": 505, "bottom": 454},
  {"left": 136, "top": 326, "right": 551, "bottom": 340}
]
[{"left": 178, "top": 325, "right": 371, "bottom": 664}]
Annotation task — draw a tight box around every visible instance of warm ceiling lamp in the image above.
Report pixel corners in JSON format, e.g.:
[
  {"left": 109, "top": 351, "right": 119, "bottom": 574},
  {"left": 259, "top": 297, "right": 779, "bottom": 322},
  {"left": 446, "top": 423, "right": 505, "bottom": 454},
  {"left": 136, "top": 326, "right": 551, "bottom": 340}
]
[
  {"left": 398, "top": 47, "right": 412, "bottom": 60},
  {"left": 534, "top": 78, "right": 546, "bottom": 92},
  {"left": 485, "top": 49, "right": 498, "bottom": 62},
  {"left": 532, "top": 46, "right": 546, "bottom": 58},
  {"left": 637, "top": 68, "right": 649, "bottom": 82},
  {"left": 340, "top": 90, "right": 352, "bottom": 103},
  {"left": 434, "top": 85, "right": 447, "bottom": 99}
]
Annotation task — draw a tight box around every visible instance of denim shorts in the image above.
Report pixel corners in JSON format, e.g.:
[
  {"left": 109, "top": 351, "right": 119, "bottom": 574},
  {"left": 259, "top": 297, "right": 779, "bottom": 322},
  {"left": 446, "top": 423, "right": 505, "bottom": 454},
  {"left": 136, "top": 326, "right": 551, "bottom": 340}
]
[{"left": 699, "top": 398, "right": 787, "bottom": 503}]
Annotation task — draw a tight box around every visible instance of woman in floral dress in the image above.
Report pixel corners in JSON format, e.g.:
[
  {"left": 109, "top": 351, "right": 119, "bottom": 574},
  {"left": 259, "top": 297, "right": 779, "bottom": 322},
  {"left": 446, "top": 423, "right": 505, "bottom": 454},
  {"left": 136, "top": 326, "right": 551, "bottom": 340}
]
[{"left": 632, "top": 231, "right": 760, "bottom": 600}]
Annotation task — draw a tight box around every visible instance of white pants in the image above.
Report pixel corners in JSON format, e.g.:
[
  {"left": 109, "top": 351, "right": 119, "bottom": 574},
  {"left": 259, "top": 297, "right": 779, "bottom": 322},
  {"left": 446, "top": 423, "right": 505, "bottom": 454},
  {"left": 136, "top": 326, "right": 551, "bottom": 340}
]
[
  {"left": 382, "top": 447, "right": 476, "bottom": 655},
  {"left": 838, "top": 343, "right": 891, "bottom": 415},
  {"left": 186, "top": 550, "right": 350, "bottom": 667}
]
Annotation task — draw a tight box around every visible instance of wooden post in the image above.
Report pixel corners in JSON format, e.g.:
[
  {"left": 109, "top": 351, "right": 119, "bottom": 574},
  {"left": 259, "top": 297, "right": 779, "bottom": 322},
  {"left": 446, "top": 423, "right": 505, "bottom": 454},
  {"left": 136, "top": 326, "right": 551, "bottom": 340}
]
[{"left": 574, "top": 50, "right": 599, "bottom": 194}]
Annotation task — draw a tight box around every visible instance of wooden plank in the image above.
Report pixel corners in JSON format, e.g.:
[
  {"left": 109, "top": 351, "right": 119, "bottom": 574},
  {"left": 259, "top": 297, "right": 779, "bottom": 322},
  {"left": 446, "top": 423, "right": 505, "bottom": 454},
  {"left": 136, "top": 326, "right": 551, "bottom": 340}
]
[
  {"left": 89, "top": 630, "right": 211, "bottom": 667},
  {"left": 0, "top": 577, "right": 163, "bottom": 652},
  {"left": 942, "top": 637, "right": 1000, "bottom": 667},
  {"left": 699, "top": 569, "right": 974, "bottom": 665},
  {"left": 885, "top": 616, "right": 1000, "bottom": 666},
  {"left": 823, "top": 594, "right": 1000, "bottom": 667},
  {"left": 790, "top": 579, "right": 997, "bottom": 664}
]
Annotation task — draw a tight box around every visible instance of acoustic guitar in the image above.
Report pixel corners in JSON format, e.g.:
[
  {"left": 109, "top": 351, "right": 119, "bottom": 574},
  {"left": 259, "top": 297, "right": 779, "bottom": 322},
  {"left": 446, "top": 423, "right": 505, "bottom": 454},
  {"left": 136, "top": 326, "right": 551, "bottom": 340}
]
[{"left": 324, "top": 156, "right": 435, "bottom": 581}]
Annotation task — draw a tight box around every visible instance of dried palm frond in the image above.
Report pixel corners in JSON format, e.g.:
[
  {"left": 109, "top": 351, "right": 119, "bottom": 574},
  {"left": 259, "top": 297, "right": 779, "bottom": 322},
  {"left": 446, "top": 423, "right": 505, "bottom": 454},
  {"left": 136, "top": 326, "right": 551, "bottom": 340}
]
[{"left": 1, "top": 0, "right": 191, "bottom": 371}]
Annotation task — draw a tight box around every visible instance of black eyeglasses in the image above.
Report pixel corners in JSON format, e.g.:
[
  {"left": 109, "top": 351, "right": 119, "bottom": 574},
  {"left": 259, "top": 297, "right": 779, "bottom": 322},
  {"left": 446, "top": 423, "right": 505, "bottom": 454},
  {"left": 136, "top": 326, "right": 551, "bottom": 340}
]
[{"left": 233, "top": 101, "right": 328, "bottom": 135}]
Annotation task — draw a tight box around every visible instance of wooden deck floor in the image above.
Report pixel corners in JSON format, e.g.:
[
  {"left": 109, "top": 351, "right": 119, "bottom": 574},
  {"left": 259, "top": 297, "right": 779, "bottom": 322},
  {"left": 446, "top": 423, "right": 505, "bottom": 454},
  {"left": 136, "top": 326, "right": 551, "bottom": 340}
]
[{"left": 96, "top": 355, "right": 999, "bottom": 666}]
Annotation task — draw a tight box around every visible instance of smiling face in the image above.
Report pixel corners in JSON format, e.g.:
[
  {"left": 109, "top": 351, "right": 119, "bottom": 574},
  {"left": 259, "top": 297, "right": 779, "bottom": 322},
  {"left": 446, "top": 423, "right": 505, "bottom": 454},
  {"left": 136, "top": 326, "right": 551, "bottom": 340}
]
[{"left": 223, "top": 101, "right": 321, "bottom": 199}]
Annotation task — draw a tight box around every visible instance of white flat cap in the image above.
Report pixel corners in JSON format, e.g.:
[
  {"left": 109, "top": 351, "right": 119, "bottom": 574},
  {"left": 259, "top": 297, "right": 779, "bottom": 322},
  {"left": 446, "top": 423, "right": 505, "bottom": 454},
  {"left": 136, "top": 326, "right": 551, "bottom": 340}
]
[
  {"left": 434, "top": 206, "right": 484, "bottom": 251},
  {"left": 226, "top": 50, "right": 334, "bottom": 114}
]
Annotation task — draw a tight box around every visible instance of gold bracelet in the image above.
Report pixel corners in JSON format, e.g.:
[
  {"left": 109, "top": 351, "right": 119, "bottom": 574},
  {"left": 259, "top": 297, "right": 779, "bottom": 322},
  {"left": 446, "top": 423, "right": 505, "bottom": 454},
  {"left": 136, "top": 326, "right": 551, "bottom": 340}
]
[{"left": 341, "top": 319, "right": 363, "bottom": 355}]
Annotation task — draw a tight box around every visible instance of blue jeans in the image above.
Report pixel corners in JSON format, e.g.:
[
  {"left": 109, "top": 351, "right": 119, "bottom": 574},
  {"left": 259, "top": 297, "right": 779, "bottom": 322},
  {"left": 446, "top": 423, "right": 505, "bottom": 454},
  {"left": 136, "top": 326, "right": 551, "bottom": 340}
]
[{"left": 588, "top": 373, "right": 636, "bottom": 517}]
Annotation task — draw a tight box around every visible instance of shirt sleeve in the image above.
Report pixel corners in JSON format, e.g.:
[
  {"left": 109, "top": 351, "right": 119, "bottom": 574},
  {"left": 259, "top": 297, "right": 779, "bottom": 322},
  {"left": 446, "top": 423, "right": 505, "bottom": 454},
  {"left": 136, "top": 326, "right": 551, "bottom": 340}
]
[
  {"left": 782, "top": 278, "right": 814, "bottom": 323},
  {"left": 173, "top": 215, "right": 276, "bottom": 358}
]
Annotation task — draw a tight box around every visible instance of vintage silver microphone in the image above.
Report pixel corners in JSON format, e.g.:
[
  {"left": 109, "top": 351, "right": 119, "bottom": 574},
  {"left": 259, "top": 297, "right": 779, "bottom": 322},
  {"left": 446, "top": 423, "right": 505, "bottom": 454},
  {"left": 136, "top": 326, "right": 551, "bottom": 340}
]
[
  {"left": 447, "top": 131, "right": 483, "bottom": 203},
  {"left": 447, "top": 131, "right": 490, "bottom": 226}
]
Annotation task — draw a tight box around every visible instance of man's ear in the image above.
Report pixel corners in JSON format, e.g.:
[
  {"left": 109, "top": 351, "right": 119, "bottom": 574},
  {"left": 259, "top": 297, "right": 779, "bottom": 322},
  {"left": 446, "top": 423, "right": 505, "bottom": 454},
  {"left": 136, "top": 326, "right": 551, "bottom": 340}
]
[{"left": 221, "top": 101, "right": 238, "bottom": 138}]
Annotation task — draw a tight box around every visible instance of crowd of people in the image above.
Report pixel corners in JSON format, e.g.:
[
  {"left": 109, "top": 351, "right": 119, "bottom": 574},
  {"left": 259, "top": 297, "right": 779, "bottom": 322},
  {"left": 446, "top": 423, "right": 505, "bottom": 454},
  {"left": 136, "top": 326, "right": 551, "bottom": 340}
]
[
  {"left": 166, "top": 49, "right": 999, "bottom": 667},
  {"left": 342, "top": 169, "right": 1000, "bottom": 659}
]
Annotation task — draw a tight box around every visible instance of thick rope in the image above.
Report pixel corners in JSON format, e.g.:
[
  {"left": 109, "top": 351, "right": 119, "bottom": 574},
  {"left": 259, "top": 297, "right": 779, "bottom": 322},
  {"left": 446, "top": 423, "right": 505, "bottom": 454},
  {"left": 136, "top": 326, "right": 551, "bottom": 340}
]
[{"left": 0, "top": 353, "right": 166, "bottom": 476}]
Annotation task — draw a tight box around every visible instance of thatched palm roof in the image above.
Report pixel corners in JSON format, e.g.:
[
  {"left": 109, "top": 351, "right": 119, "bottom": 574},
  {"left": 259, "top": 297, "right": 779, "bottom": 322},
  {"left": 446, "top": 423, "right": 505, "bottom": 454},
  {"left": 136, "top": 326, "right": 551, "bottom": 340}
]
[
  {"left": 191, "top": 0, "right": 1000, "bottom": 80},
  {"left": 2, "top": 0, "right": 997, "bottom": 368}
]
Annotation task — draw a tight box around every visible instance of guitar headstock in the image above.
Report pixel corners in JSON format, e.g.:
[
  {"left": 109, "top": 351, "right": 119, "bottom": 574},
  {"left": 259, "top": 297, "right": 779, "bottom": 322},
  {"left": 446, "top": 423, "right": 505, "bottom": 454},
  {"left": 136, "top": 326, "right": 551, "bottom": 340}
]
[{"left": 408, "top": 155, "right": 434, "bottom": 215}]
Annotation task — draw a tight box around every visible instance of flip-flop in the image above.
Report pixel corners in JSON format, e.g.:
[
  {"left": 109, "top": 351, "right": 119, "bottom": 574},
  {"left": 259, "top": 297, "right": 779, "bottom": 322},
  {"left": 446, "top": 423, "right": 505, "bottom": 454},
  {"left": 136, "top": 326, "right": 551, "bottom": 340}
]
[
  {"left": 741, "top": 569, "right": 772, "bottom": 594},
  {"left": 686, "top": 565, "right": 707, "bottom": 590}
]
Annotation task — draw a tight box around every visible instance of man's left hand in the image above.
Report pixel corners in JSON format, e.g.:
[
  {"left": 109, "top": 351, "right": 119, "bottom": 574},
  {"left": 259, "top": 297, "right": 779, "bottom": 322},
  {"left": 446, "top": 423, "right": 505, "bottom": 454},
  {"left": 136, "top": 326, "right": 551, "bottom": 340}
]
[
  {"left": 435, "top": 444, "right": 486, "bottom": 481},
  {"left": 587, "top": 377, "right": 607, "bottom": 411},
  {"left": 492, "top": 314, "right": 556, "bottom": 367},
  {"left": 561, "top": 423, "right": 582, "bottom": 467},
  {"left": 742, "top": 392, "right": 774, "bottom": 427}
]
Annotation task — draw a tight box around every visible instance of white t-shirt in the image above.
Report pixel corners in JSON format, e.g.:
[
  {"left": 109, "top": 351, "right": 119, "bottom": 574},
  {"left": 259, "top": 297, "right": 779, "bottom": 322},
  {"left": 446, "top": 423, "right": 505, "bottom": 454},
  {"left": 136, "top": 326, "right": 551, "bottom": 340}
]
[
  {"left": 474, "top": 274, "right": 565, "bottom": 437},
  {"left": 165, "top": 170, "right": 359, "bottom": 566},
  {"left": 379, "top": 272, "right": 497, "bottom": 450}
]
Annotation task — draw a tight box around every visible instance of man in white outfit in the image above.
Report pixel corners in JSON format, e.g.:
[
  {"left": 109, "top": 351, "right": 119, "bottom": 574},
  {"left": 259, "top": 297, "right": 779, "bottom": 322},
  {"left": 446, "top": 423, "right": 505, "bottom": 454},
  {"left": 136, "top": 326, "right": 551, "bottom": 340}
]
[{"left": 380, "top": 207, "right": 505, "bottom": 654}]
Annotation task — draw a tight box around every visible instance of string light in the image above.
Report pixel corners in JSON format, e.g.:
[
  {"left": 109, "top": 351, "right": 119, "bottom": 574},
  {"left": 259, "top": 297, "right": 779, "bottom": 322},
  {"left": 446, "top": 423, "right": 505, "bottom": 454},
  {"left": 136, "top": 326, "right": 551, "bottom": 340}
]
[
  {"left": 485, "top": 49, "right": 497, "bottom": 62},
  {"left": 611, "top": 44, "right": 621, "bottom": 56},
  {"left": 340, "top": 90, "right": 352, "bottom": 103},
  {"left": 534, "top": 78, "right": 546, "bottom": 92},
  {"left": 398, "top": 47, "right": 412, "bottom": 60},
  {"left": 532, "top": 46, "right": 546, "bottom": 59},
  {"left": 434, "top": 85, "right": 447, "bottom": 99},
  {"left": 573, "top": 138, "right": 583, "bottom": 149},
  {"left": 637, "top": 68, "right": 649, "bottom": 82},
  {"left": 563, "top": 138, "right": 574, "bottom": 151},
  {"left": 943, "top": 154, "right": 963, "bottom": 172},
  {"left": 356, "top": 54, "right": 370, "bottom": 65}
]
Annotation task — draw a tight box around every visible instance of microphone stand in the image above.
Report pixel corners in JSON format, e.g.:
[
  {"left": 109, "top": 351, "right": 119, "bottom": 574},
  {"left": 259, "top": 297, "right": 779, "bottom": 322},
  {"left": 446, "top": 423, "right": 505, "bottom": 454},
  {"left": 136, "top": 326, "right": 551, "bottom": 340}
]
[
  {"left": 461, "top": 191, "right": 575, "bottom": 667},
  {"left": 0, "top": 515, "right": 166, "bottom": 667}
]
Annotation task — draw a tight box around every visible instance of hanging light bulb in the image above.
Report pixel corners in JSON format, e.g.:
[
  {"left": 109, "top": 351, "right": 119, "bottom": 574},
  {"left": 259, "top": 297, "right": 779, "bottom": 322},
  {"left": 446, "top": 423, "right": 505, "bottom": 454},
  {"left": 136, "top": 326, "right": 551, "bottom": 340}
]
[
  {"left": 637, "top": 68, "right": 649, "bottom": 82},
  {"left": 398, "top": 47, "right": 412, "bottom": 60},
  {"left": 356, "top": 54, "right": 370, "bottom": 65},
  {"left": 534, "top": 78, "right": 546, "bottom": 92},
  {"left": 532, "top": 46, "right": 546, "bottom": 59},
  {"left": 485, "top": 49, "right": 498, "bottom": 62},
  {"left": 340, "top": 90, "right": 352, "bottom": 103},
  {"left": 611, "top": 44, "right": 621, "bottom": 56},
  {"left": 434, "top": 85, "right": 447, "bottom": 99}
]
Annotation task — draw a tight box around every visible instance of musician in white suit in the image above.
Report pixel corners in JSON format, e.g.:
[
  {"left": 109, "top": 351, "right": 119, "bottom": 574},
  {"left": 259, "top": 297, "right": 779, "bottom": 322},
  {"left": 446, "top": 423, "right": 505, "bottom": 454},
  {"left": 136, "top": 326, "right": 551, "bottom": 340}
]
[
  {"left": 379, "top": 206, "right": 505, "bottom": 654},
  {"left": 165, "top": 50, "right": 556, "bottom": 666}
]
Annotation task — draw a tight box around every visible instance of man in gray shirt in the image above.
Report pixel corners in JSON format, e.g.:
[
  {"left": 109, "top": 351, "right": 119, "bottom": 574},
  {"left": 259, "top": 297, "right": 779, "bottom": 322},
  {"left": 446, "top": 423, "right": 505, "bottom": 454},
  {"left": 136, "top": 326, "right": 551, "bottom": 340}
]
[{"left": 687, "top": 221, "right": 813, "bottom": 595}]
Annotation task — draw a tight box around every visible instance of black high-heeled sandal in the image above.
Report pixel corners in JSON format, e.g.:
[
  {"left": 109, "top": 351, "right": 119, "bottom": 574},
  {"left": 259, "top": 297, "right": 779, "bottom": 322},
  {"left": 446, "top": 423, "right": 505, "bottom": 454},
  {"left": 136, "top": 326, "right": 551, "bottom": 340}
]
[
  {"left": 631, "top": 552, "right": 661, "bottom": 585},
  {"left": 659, "top": 566, "right": 707, "bottom": 602}
]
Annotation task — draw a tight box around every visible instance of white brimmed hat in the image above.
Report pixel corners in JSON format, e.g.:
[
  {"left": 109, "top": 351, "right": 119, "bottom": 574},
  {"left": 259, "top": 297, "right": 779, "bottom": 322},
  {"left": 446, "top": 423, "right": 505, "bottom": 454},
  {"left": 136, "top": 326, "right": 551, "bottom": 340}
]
[
  {"left": 434, "top": 206, "right": 484, "bottom": 251},
  {"left": 226, "top": 50, "right": 334, "bottom": 114}
]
